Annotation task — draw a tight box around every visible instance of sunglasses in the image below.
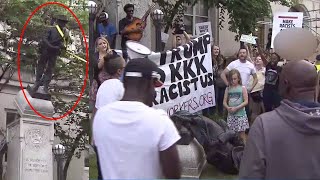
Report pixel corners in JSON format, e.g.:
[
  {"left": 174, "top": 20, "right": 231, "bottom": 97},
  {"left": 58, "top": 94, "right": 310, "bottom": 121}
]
[{"left": 126, "top": 10, "right": 134, "bottom": 13}]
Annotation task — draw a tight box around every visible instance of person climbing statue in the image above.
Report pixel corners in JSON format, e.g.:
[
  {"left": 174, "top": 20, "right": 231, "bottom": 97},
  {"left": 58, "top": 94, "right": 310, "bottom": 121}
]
[{"left": 30, "top": 14, "right": 69, "bottom": 94}]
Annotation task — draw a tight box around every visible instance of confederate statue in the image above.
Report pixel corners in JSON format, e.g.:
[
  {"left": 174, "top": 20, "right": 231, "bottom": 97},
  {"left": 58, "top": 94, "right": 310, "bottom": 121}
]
[{"left": 28, "top": 15, "right": 70, "bottom": 99}]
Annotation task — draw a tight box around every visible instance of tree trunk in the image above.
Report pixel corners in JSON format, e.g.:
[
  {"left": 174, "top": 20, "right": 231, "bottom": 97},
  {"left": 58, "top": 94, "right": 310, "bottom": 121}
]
[
  {"left": 63, "top": 130, "right": 86, "bottom": 180},
  {"left": 0, "top": 144, "right": 8, "bottom": 180}
]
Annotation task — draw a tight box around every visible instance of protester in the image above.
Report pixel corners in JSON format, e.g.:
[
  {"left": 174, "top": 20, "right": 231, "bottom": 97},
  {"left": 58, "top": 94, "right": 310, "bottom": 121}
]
[
  {"left": 172, "top": 29, "right": 191, "bottom": 48},
  {"left": 93, "top": 58, "right": 181, "bottom": 179},
  {"left": 95, "top": 54, "right": 126, "bottom": 110},
  {"left": 97, "top": 12, "right": 117, "bottom": 49},
  {"left": 223, "top": 69, "right": 249, "bottom": 144},
  {"left": 239, "top": 60, "right": 320, "bottom": 179},
  {"left": 89, "top": 37, "right": 115, "bottom": 109},
  {"left": 210, "top": 45, "right": 227, "bottom": 116},
  {"left": 248, "top": 55, "right": 265, "bottom": 123},
  {"left": 261, "top": 53, "right": 282, "bottom": 112},
  {"left": 221, "top": 48, "right": 258, "bottom": 120},
  {"left": 93, "top": 53, "right": 126, "bottom": 180},
  {"left": 119, "top": 3, "right": 141, "bottom": 60}
]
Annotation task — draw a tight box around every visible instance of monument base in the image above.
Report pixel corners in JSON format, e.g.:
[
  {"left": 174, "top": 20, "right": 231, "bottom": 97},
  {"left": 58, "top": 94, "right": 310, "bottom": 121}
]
[
  {"left": 27, "top": 85, "right": 51, "bottom": 101},
  {"left": 7, "top": 90, "right": 54, "bottom": 180},
  {"left": 177, "top": 138, "right": 207, "bottom": 179}
]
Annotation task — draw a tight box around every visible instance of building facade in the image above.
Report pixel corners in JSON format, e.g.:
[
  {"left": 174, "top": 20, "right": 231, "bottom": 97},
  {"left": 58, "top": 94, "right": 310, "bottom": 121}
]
[{"left": 99, "top": 0, "right": 319, "bottom": 58}]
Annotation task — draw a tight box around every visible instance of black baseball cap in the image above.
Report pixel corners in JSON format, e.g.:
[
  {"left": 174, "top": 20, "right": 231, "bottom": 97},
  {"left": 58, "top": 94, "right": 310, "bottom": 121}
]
[
  {"left": 55, "top": 15, "right": 68, "bottom": 22},
  {"left": 124, "top": 58, "right": 163, "bottom": 87}
]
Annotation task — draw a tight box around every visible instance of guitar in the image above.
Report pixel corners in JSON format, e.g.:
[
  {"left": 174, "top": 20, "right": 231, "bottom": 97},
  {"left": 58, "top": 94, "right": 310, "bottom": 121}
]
[{"left": 124, "top": 3, "right": 156, "bottom": 41}]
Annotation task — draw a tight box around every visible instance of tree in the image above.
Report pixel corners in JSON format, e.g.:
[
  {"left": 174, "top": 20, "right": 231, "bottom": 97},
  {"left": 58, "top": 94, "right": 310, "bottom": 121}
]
[
  {"left": 53, "top": 96, "right": 89, "bottom": 180},
  {"left": 153, "top": 0, "right": 292, "bottom": 40},
  {"left": 0, "top": 1, "right": 89, "bottom": 179}
]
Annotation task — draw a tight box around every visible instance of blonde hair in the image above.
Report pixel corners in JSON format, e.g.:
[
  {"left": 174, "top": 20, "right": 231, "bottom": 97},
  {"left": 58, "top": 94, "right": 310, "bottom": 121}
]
[
  {"left": 95, "top": 37, "right": 111, "bottom": 53},
  {"left": 228, "top": 69, "right": 242, "bottom": 86}
]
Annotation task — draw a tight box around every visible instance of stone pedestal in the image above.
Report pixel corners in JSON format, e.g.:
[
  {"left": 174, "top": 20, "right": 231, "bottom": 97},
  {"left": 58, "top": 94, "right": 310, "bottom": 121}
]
[
  {"left": 7, "top": 90, "right": 55, "bottom": 180},
  {"left": 177, "top": 138, "right": 207, "bottom": 179}
]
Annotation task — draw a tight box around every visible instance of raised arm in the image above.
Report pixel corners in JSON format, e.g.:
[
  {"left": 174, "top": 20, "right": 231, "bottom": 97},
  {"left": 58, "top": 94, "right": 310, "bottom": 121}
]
[
  {"left": 183, "top": 31, "right": 191, "bottom": 42},
  {"left": 256, "top": 39, "right": 268, "bottom": 66}
]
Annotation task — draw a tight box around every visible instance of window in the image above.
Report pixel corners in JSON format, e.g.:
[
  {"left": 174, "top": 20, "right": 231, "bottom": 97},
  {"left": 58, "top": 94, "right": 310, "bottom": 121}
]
[
  {"left": 184, "top": 0, "right": 209, "bottom": 35},
  {"left": 5, "top": 109, "right": 18, "bottom": 125}
]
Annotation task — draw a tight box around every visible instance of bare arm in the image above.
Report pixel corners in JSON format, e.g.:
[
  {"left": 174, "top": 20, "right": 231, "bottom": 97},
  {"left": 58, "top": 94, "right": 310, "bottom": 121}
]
[
  {"left": 220, "top": 68, "right": 230, "bottom": 86},
  {"left": 172, "top": 34, "right": 177, "bottom": 48},
  {"left": 236, "top": 87, "right": 248, "bottom": 111},
  {"left": 183, "top": 31, "right": 191, "bottom": 42},
  {"left": 160, "top": 144, "right": 181, "bottom": 179},
  {"left": 223, "top": 88, "right": 229, "bottom": 109},
  {"left": 256, "top": 39, "right": 268, "bottom": 66}
]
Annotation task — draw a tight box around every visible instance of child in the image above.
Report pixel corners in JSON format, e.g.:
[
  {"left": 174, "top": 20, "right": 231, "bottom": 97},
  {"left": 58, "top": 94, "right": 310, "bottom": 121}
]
[{"left": 223, "top": 69, "right": 249, "bottom": 143}]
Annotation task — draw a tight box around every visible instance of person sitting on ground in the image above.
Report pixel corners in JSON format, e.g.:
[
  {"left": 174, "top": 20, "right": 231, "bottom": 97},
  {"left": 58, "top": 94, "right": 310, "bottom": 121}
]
[
  {"left": 239, "top": 60, "right": 320, "bottom": 179},
  {"left": 93, "top": 58, "right": 181, "bottom": 179}
]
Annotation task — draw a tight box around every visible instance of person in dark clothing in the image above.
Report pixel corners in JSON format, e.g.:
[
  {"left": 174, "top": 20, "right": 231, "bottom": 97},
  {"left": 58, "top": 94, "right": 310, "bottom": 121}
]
[
  {"left": 263, "top": 53, "right": 282, "bottom": 112},
  {"left": 118, "top": 4, "right": 143, "bottom": 60},
  {"left": 256, "top": 39, "right": 282, "bottom": 112},
  {"left": 239, "top": 60, "right": 320, "bottom": 179},
  {"left": 31, "top": 15, "right": 69, "bottom": 94}
]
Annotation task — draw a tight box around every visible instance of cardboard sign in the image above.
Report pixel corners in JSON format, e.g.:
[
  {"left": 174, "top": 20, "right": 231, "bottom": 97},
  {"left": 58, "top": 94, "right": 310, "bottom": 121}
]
[
  {"left": 196, "top": 22, "right": 213, "bottom": 39},
  {"left": 271, "top": 12, "right": 303, "bottom": 48},
  {"left": 148, "top": 33, "right": 216, "bottom": 115},
  {"left": 240, "top": 34, "right": 257, "bottom": 44}
]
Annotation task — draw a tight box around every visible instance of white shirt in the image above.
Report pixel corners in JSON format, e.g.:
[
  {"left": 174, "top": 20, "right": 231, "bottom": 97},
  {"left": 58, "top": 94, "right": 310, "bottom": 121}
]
[
  {"left": 226, "top": 59, "right": 256, "bottom": 89},
  {"left": 95, "top": 79, "right": 124, "bottom": 109},
  {"left": 93, "top": 101, "right": 181, "bottom": 179}
]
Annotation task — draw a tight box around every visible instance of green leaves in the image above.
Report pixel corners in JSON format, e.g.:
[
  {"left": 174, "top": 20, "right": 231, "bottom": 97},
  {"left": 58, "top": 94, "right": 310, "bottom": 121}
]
[{"left": 154, "top": 0, "right": 291, "bottom": 39}]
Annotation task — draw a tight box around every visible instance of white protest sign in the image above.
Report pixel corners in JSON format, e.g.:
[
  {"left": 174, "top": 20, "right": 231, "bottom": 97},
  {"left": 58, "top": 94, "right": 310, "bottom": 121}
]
[
  {"left": 271, "top": 12, "right": 303, "bottom": 48},
  {"left": 161, "top": 32, "right": 169, "bottom": 43},
  {"left": 240, "top": 34, "right": 257, "bottom": 44},
  {"left": 148, "top": 33, "right": 216, "bottom": 116},
  {"left": 196, "top": 22, "right": 213, "bottom": 39}
]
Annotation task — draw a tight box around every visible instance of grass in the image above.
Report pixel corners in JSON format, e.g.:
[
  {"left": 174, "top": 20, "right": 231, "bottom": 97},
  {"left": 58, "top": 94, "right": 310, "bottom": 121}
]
[{"left": 89, "top": 154, "right": 99, "bottom": 180}]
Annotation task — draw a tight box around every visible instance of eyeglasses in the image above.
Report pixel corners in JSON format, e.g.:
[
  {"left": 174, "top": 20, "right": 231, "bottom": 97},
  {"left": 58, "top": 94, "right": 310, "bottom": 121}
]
[{"left": 126, "top": 10, "right": 134, "bottom": 13}]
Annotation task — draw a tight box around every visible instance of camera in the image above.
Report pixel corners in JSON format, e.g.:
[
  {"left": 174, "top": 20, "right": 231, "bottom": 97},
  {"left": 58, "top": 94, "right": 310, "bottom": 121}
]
[{"left": 173, "top": 21, "right": 185, "bottom": 35}]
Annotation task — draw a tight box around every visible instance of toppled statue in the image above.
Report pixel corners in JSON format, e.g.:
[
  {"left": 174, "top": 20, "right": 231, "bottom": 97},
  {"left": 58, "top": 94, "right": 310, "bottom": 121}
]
[{"left": 27, "top": 15, "right": 69, "bottom": 100}]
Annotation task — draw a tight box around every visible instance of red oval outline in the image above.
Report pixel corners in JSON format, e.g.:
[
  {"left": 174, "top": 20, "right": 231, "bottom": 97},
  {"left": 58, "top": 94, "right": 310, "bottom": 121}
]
[{"left": 17, "top": 2, "right": 89, "bottom": 121}]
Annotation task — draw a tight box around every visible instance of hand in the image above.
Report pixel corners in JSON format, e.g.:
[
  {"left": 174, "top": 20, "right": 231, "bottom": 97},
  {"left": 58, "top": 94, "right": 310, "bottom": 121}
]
[
  {"left": 227, "top": 107, "right": 233, "bottom": 113},
  {"left": 230, "top": 107, "right": 238, "bottom": 113}
]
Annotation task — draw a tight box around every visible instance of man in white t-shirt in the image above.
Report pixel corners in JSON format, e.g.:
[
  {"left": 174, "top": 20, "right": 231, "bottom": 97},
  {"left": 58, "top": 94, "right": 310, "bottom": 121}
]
[
  {"left": 93, "top": 58, "right": 181, "bottom": 179},
  {"left": 221, "top": 48, "right": 258, "bottom": 91}
]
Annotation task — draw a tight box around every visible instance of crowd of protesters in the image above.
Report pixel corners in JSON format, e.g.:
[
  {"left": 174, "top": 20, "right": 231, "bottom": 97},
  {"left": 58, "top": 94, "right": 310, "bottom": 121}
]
[{"left": 90, "top": 5, "right": 320, "bottom": 179}]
